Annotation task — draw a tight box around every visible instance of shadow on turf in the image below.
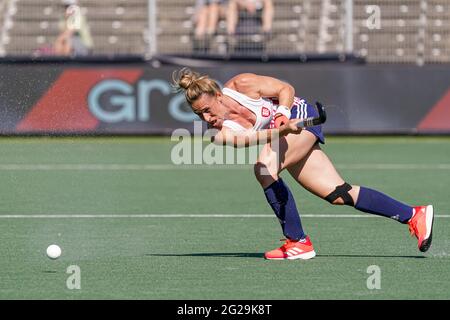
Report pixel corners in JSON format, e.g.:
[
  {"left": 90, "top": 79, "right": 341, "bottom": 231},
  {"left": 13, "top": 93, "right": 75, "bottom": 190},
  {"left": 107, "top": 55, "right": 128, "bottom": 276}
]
[
  {"left": 146, "top": 253, "right": 426, "bottom": 259},
  {"left": 317, "top": 254, "right": 426, "bottom": 259},
  {"left": 146, "top": 253, "right": 263, "bottom": 258}
]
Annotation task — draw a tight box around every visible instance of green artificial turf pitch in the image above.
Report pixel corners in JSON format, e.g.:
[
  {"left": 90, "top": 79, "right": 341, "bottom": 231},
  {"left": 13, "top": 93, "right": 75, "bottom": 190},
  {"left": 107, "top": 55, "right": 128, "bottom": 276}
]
[{"left": 0, "top": 136, "right": 449, "bottom": 299}]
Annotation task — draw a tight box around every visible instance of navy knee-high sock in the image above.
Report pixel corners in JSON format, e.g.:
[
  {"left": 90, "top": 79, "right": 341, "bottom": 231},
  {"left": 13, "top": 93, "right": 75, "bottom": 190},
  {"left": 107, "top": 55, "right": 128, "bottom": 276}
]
[
  {"left": 263, "top": 179, "right": 305, "bottom": 240},
  {"left": 355, "top": 186, "right": 414, "bottom": 223}
]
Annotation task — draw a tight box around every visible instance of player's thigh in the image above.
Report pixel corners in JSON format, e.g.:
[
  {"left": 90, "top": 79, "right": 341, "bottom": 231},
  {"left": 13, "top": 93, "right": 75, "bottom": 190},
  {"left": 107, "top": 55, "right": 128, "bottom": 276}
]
[
  {"left": 255, "top": 130, "right": 318, "bottom": 178},
  {"left": 280, "top": 130, "right": 320, "bottom": 170},
  {"left": 287, "top": 144, "right": 360, "bottom": 202}
]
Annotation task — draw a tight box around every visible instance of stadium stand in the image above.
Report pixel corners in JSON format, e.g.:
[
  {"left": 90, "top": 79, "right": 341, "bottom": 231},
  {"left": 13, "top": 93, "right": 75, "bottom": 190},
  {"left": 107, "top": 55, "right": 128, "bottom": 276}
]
[
  {"left": 354, "top": 0, "right": 450, "bottom": 64},
  {"left": 0, "top": 0, "right": 449, "bottom": 63},
  {"left": 2, "top": 0, "right": 148, "bottom": 56}
]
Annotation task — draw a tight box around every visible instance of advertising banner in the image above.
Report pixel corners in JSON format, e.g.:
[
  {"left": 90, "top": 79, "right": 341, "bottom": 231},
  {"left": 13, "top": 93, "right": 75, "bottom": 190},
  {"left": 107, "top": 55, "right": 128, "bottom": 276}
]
[{"left": 0, "top": 62, "right": 449, "bottom": 134}]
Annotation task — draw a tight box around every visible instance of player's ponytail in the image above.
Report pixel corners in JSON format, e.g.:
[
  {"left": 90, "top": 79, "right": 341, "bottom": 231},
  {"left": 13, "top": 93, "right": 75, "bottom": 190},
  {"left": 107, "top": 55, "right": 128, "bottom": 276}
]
[{"left": 172, "top": 68, "right": 221, "bottom": 105}]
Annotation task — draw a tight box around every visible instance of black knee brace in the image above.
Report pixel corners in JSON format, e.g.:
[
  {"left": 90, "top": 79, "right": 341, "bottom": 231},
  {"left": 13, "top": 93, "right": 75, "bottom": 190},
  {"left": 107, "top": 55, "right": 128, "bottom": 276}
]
[{"left": 325, "top": 182, "right": 354, "bottom": 206}]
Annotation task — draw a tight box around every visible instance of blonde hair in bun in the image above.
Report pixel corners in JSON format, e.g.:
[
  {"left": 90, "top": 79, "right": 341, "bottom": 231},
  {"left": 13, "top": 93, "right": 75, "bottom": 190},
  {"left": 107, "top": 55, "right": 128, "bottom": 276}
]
[{"left": 172, "top": 67, "right": 221, "bottom": 105}]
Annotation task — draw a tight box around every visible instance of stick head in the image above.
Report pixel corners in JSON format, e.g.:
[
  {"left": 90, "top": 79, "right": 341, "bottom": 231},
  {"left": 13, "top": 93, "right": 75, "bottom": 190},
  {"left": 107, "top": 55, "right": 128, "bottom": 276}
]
[{"left": 315, "top": 101, "right": 327, "bottom": 125}]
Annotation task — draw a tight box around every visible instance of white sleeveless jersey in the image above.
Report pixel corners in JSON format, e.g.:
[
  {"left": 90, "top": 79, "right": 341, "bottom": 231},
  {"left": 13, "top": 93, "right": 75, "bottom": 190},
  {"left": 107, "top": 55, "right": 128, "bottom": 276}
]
[{"left": 222, "top": 88, "right": 277, "bottom": 132}]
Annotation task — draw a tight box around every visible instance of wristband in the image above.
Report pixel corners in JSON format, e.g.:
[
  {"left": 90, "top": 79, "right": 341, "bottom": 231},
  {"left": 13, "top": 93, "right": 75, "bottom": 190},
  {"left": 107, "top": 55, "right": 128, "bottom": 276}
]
[{"left": 275, "top": 105, "right": 291, "bottom": 119}]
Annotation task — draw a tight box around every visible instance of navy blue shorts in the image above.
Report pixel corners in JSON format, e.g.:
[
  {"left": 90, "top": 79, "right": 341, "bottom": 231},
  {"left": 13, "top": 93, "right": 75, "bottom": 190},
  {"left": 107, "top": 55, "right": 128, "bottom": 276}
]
[{"left": 289, "top": 98, "right": 325, "bottom": 144}]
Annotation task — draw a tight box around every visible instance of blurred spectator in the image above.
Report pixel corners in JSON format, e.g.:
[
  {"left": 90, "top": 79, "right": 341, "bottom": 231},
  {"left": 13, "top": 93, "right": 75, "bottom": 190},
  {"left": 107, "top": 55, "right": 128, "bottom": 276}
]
[
  {"left": 227, "top": 0, "right": 273, "bottom": 54},
  {"left": 54, "top": 0, "right": 93, "bottom": 56},
  {"left": 227, "top": 0, "right": 273, "bottom": 35},
  {"left": 193, "top": 0, "right": 227, "bottom": 54}
]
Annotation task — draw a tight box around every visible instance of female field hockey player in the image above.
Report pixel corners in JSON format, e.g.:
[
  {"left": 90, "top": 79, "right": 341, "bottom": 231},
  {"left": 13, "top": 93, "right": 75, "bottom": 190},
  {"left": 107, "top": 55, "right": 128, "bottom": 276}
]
[{"left": 173, "top": 68, "right": 434, "bottom": 260}]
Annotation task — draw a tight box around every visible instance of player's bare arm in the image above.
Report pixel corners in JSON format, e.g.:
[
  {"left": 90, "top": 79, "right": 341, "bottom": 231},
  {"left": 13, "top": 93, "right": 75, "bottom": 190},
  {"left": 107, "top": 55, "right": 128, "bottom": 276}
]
[
  {"left": 212, "top": 119, "right": 303, "bottom": 148},
  {"left": 225, "top": 73, "right": 295, "bottom": 108}
]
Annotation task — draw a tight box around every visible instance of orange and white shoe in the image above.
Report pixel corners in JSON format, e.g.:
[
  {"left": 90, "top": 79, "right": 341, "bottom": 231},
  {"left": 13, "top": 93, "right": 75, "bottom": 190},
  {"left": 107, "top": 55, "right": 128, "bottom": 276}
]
[
  {"left": 264, "top": 236, "right": 316, "bottom": 260},
  {"left": 408, "top": 205, "right": 434, "bottom": 252}
]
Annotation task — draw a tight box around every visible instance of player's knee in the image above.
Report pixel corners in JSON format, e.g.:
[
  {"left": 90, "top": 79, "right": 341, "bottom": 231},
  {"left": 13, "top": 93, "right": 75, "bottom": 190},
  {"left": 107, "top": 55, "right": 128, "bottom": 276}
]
[
  {"left": 324, "top": 182, "right": 355, "bottom": 206},
  {"left": 254, "top": 161, "right": 269, "bottom": 179},
  {"left": 330, "top": 197, "right": 345, "bottom": 205},
  {"left": 254, "top": 161, "right": 278, "bottom": 185}
]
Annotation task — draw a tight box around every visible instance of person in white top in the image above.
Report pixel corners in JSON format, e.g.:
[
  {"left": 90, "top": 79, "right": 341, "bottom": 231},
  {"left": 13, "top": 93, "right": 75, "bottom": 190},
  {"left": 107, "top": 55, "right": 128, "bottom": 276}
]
[{"left": 172, "top": 68, "right": 434, "bottom": 260}]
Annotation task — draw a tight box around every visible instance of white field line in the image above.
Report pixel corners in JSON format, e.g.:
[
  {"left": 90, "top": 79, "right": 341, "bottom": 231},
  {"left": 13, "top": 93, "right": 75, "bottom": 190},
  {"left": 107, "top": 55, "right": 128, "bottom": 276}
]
[
  {"left": 0, "top": 164, "right": 450, "bottom": 171},
  {"left": 0, "top": 164, "right": 247, "bottom": 170},
  {"left": 0, "top": 214, "right": 449, "bottom": 219},
  {"left": 337, "top": 164, "right": 450, "bottom": 170}
]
